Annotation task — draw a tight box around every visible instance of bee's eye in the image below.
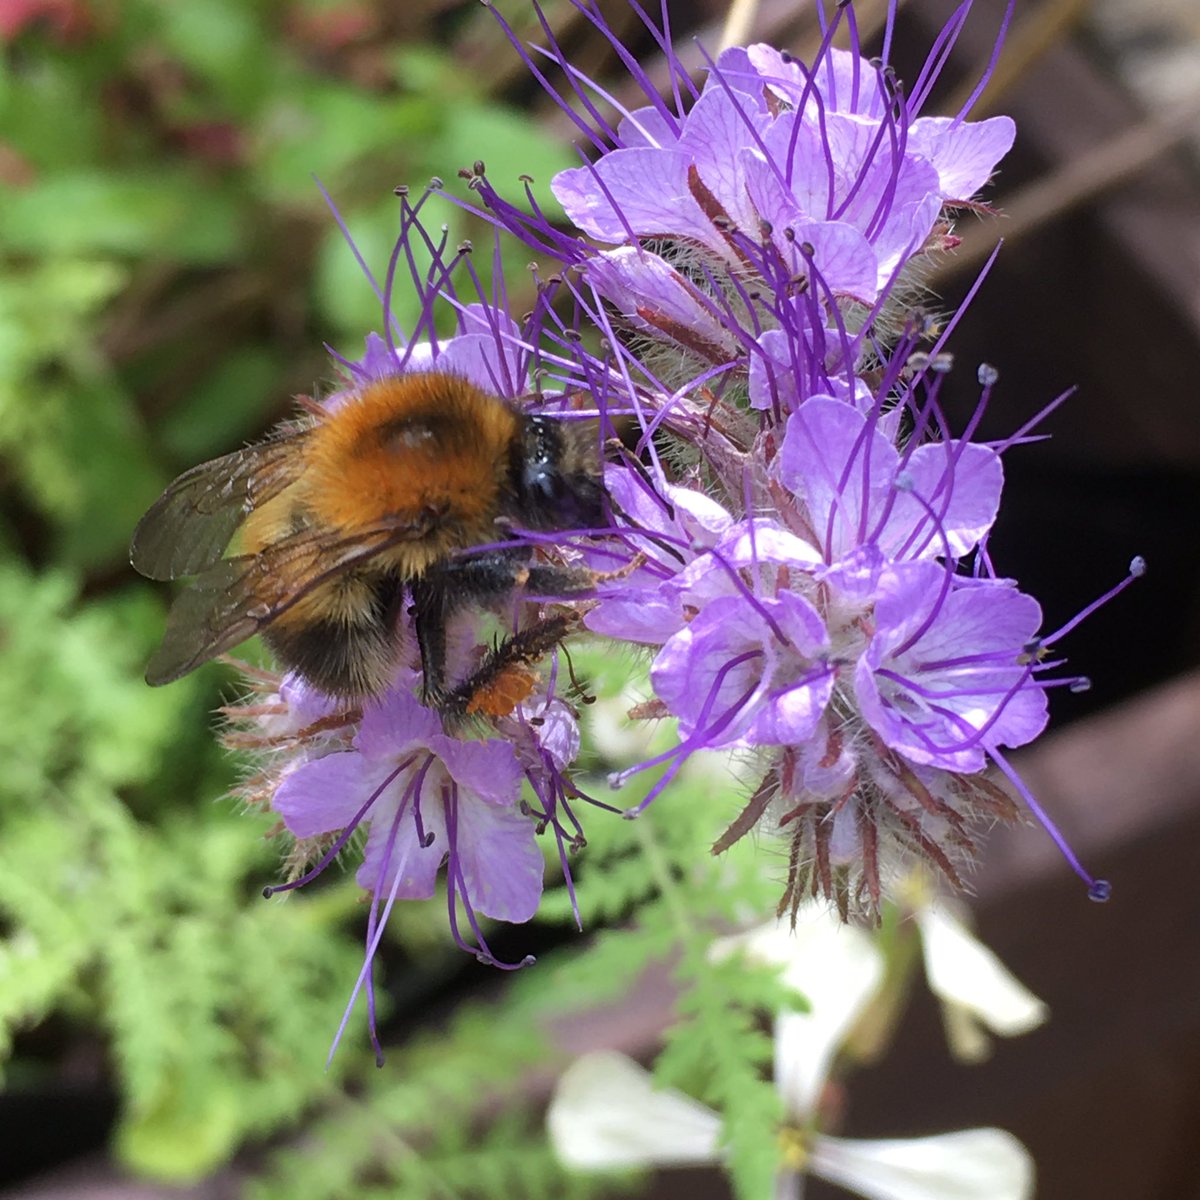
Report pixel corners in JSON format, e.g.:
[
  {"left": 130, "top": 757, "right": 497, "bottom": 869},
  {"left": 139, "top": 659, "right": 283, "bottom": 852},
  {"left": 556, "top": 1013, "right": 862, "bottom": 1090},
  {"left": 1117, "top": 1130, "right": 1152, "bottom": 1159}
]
[
  {"left": 515, "top": 416, "right": 605, "bottom": 530},
  {"left": 519, "top": 419, "right": 563, "bottom": 511},
  {"left": 523, "top": 462, "right": 565, "bottom": 505}
]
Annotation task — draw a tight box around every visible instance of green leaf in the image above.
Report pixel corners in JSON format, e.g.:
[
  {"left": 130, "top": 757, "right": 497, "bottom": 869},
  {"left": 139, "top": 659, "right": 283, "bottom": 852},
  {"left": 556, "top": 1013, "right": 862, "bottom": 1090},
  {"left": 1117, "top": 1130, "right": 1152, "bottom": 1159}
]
[
  {"left": 117, "top": 1076, "right": 242, "bottom": 1181},
  {"left": 151, "top": 0, "right": 267, "bottom": 112},
  {"left": 57, "top": 379, "right": 165, "bottom": 568},
  {"left": 439, "top": 104, "right": 574, "bottom": 220},
  {"left": 2, "top": 171, "right": 242, "bottom": 264},
  {"left": 159, "top": 345, "right": 290, "bottom": 461},
  {"left": 0, "top": 569, "right": 192, "bottom": 793},
  {"left": 0, "top": 257, "right": 126, "bottom": 381},
  {"left": 257, "top": 85, "right": 436, "bottom": 199},
  {"left": 0, "top": 55, "right": 104, "bottom": 169}
]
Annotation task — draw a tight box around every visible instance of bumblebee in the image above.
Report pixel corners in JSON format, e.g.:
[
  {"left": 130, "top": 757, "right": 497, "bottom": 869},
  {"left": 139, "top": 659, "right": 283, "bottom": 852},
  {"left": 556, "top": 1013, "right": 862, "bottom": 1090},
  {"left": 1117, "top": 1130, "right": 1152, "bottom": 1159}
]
[{"left": 131, "top": 371, "right": 606, "bottom": 717}]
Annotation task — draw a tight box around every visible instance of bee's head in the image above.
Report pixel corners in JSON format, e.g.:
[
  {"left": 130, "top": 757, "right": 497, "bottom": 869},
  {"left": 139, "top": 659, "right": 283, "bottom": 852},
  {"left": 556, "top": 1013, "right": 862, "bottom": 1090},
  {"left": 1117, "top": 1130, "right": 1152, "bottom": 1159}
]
[{"left": 512, "top": 415, "right": 606, "bottom": 531}]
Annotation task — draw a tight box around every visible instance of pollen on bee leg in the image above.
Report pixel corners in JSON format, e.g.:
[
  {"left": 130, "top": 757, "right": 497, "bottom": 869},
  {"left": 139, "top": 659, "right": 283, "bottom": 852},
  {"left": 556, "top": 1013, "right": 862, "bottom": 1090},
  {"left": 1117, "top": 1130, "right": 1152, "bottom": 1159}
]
[{"left": 465, "top": 663, "right": 538, "bottom": 718}]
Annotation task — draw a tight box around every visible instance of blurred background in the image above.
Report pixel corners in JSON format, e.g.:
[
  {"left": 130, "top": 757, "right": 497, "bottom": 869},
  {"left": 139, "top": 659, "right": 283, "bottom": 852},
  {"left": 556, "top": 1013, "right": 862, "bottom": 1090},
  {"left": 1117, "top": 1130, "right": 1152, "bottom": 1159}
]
[{"left": 1, "top": 0, "right": 1198, "bottom": 1197}]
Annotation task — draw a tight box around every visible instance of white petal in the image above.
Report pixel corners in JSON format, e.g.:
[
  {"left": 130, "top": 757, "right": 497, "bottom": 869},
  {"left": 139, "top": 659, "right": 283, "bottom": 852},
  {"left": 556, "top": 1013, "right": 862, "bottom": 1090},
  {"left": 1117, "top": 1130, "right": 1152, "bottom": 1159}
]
[
  {"left": 547, "top": 1052, "right": 722, "bottom": 1169},
  {"left": 939, "top": 999, "right": 992, "bottom": 1065},
  {"left": 715, "top": 908, "right": 883, "bottom": 1117},
  {"left": 810, "top": 1129, "right": 1035, "bottom": 1200},
  {"left": 918, "top": 903, "right": 1048, "bottom": 1045},
  {"left": 774, "top": 1169, "right": 804, "bottom": 1200}
]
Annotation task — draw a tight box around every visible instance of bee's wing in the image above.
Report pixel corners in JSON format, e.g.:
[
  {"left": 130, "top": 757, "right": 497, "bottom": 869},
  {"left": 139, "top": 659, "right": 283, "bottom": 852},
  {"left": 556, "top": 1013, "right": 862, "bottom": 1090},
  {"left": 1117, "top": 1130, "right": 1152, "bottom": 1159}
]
[
  {"left": 131, "top": 430, "right": 307, "bottom": 581},
  {"left": 144, "top": 518, "right": 431, "bottom": 686}
]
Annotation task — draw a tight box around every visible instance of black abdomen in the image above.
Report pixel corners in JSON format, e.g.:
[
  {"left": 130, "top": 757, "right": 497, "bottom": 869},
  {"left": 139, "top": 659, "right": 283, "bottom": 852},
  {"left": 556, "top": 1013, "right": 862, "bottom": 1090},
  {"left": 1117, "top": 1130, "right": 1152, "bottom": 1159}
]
[{"left": 265, "top": 573, "right": 407, "bottom": 697}]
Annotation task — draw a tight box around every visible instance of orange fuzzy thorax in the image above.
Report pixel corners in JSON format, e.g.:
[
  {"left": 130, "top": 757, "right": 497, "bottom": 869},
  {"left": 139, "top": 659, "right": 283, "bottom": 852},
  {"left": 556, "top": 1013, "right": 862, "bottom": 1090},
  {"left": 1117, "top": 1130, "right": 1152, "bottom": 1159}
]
[
  {"left": 308, "top": 375, "right": 518, "bottom": 526},
  {"left": 244, "top": 374, "right": 523, "bottom": 577}
]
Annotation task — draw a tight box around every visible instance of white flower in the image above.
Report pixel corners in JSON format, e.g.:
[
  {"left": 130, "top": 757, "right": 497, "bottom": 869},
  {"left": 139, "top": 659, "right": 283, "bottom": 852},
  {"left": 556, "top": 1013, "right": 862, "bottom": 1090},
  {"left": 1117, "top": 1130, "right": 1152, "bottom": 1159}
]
[
  {"left": 713, "top": 907, "right": 883, "bottom": 1117},
  {"left": 548, "top": 1051, "right": 721, "bottom": 1170},
  {"left": 548, "top": 906, "right": 1034, "bottom": 1200},
  {"left": 809, "top": 1128, "right": 1034, "bottom": 1200},
  {"left": 913, "top": 893, "right": 1048, "bottom": 1063}
]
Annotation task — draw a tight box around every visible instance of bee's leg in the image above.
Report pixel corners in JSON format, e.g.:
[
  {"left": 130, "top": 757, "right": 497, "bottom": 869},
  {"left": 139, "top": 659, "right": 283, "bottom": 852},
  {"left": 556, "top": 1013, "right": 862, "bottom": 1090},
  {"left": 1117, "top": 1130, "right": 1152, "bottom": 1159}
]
[
  {"left": 434, "top": 548, "right": 534, "bottom": 608},
  {"left": 413, "top": 551, "right": 596, "bottom": 722},
  {"left": 409, "top": 576, "right": 451, "bottom": 705},
  {"left": 520, "top": 562, "right": 601, "bottom": 597},
  {"left": 412, "top": 550, "right": 637, "bottom": 710},
  {"left": 427, "top": 552, "right": 600, "bottom": 615},
  {"left": 410, "top": 551, "right": 535, "bottom": 706},
  {"left": 439, "top": 610, "right": 582, "bottom": 721},
  {"left": 444, "top": 559, "right": 642, "bottom": 718}
]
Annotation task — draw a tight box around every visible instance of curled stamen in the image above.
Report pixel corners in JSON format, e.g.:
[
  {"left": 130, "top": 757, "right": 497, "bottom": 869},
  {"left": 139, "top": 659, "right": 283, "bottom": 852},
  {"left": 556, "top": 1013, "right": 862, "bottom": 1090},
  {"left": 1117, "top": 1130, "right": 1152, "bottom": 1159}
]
[{"left": 262, "top": 756, "right": 415, "bottom": 897}]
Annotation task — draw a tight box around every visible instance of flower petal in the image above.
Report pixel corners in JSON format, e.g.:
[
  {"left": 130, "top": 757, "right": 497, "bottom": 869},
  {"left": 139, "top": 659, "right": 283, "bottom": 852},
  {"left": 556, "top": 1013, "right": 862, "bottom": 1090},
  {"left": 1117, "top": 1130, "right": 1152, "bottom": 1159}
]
[
  {"left": 552, "top": 148, "right": 715, "bottom": 247},
  {"left": 678, "top": 85, "right": 771, "bottom": 236},
  {"left": 357, "top": 784, "right": 445, "bottom": 900},
  {"left": 893, "top": 441, "right": 1003, "bottom": 559},
  {"left": 907, "top": 115, "right": 1016, "bottom": 201},
  {"left": 581, "top": 247, "right": 741, "bottom": 358},
  {"left": 714, "top": 910, "right": 883, "bottom": 1117},
  {"left": 856, "top": 563, "right": 1049, "bottom": 772},
  {"left": 449, "top": 787, "right": 543, "bottom": 922},
  {"left": 273, "top": 750, "right": 388, "bottom": 839},
  {"left": 810, "top": 1128, "right": 1034, "bottom": 1200},
  {"left": 547, "top": 1052, "right": 722, "bottom": 1169},
  {"left": 584, "top": 590, "right": 685, "bottom": 644},
  {"left": 355, "top": 687, "right": 441, "bottom": 759},
  {"left": 430, "top": 734, "right": 522, "bottom": 809},
  {"left": 918, "top": 903, "right": 1048, "bottom": 1054}
]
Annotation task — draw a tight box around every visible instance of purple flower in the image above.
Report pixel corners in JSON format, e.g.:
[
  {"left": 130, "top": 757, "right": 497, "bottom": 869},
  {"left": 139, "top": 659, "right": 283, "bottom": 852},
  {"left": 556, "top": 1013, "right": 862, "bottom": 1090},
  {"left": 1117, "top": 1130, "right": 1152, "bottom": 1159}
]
[
  {"left": 551, "top": 45, "right": 1012, "bottom": 302},
  {"left": 274, "top": 686, "right": 543, "bottom": 926},
  {"left": 855, "top": 563, "right": 1048, "bottom": 773},
  {"left": 213, "top": 0, "right": 1133, "bottom": 1021},
  {"left": 584, "top": 465, "right": 734, "bottom": 644},
  {"left": 581, "top": 325, "right": 1119, "bottom": 913},
  {"left": 776, "top": 395, "right": 1003, "bottom": 565},
  {"left": 479, "top": 3, "right": 1014, "bottom": 395},
  {"left": 259, "top": 680, "right": 548, "bottom": 1061},
  {"left": 651, "top": 590, "right": 833, "bottom": 749}
]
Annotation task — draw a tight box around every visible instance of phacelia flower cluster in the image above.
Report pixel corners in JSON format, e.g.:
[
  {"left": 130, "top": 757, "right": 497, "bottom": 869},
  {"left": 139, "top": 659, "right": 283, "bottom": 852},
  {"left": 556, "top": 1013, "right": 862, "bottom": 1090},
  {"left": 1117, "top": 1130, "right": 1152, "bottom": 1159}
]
[{"left": 469, "top": 0, "right": 1136, "bottom": 918}]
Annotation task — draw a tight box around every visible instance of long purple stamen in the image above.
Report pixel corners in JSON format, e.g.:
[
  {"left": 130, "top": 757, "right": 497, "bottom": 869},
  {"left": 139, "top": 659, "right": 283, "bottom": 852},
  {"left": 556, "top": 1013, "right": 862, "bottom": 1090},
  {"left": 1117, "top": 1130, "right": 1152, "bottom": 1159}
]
[
  {"left": 1042, "top": 557, "right": 1147, "bottom": 646},
  {"left": 989, "top": 747, "right": 1111, "bottom": 900}
]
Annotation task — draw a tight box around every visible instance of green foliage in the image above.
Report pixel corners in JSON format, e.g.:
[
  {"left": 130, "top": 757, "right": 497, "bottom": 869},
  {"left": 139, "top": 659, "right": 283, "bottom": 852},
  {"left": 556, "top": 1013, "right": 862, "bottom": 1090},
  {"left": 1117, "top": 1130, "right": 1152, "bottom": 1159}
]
[
  {"left": 0, "top": 257, "right": 162, "bottom": 568},
  {"left": 657, "top": 947, "right": 785, "bottom": 1200},
  {"left": 0, "top": 566, "right": 366, "bottom": 1178},
  {"left": 523, "top": 647, "right": 790, "bottom": 1199},
  {"left": 246, "top": 1002, "right": 615, "bottom": 1200}
]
